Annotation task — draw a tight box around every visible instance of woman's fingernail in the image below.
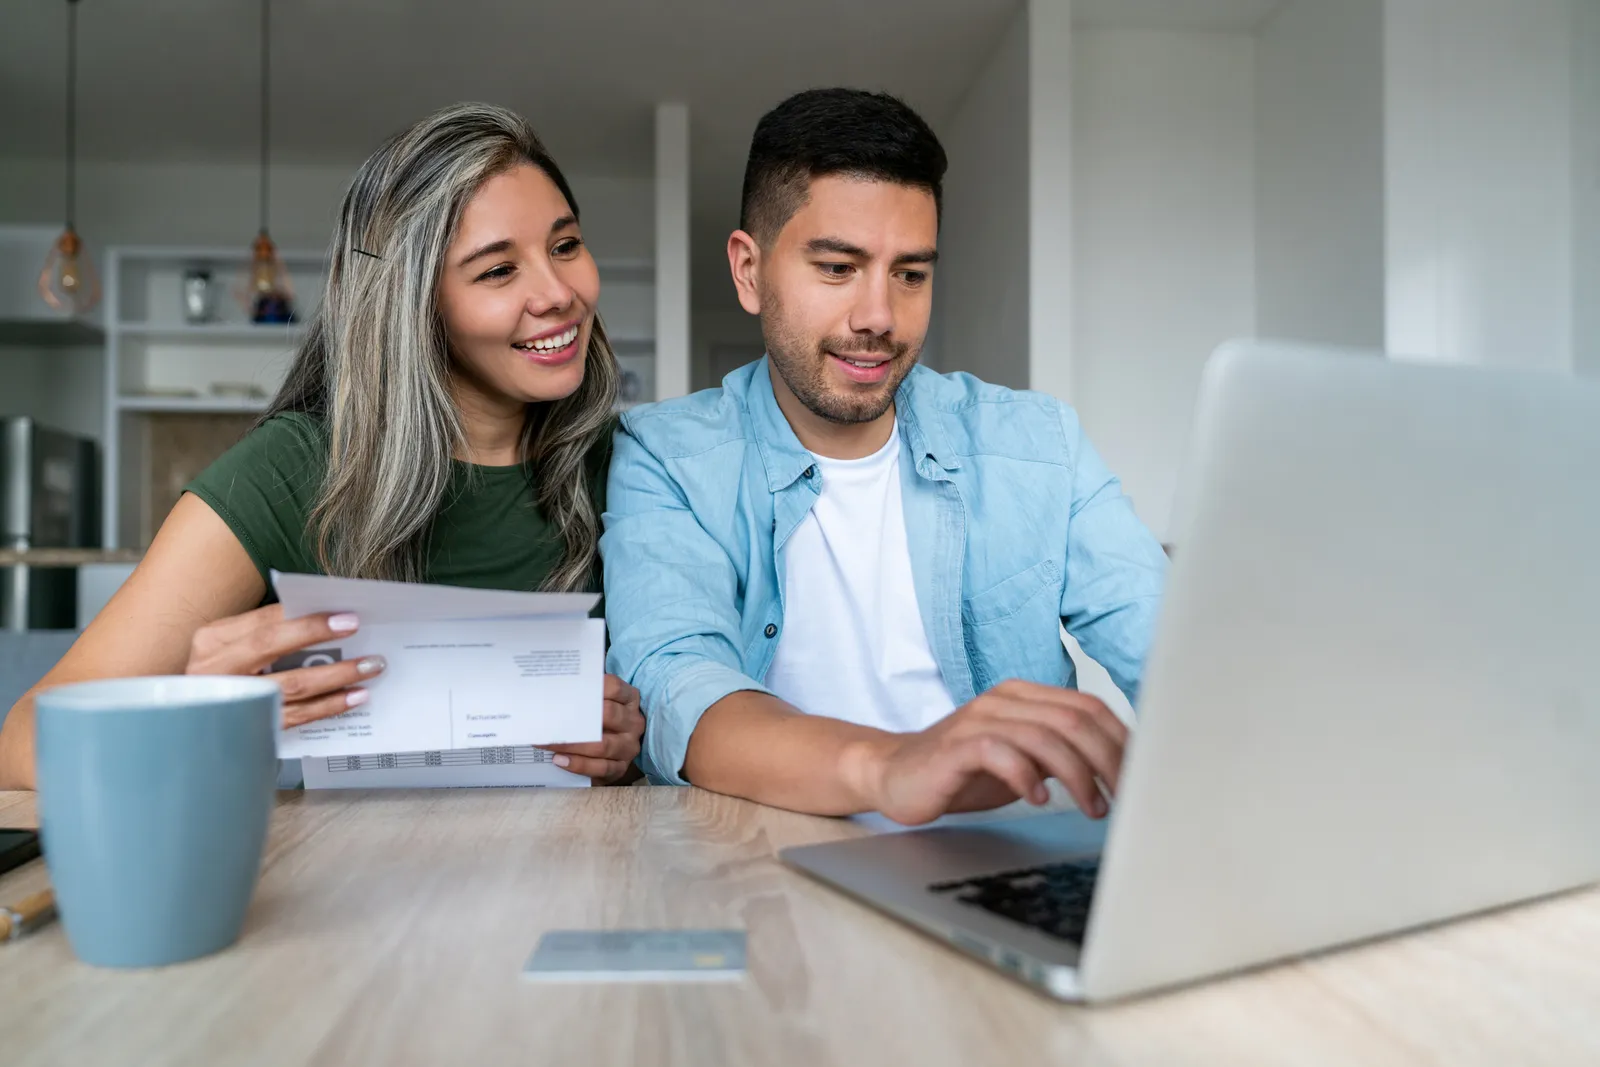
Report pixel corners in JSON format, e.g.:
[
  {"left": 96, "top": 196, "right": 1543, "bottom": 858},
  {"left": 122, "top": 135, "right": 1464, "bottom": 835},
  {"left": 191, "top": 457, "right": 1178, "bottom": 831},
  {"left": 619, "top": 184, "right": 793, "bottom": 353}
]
[
  {"left": 552, "top": 755, "right": 571, "bottom": 768},
  {"left": 345, "top": 689, "right": 369, "bottom": 709},
  {"left": 328, "top": 613, "right": 360, "bottom": 633},
  {"left": 357, "top": 656, "right": 386, "bottom": 675},
  {"left": 1091, "top": 795, "right": 1107, "bottom": 817}
]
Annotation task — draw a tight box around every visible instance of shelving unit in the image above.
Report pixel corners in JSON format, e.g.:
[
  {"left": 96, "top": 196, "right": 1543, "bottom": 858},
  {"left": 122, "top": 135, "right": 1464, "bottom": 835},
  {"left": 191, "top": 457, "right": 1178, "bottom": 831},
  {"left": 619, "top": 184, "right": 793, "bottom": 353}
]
[
  {"left": 102, "top": 245, "right": 322, "bottom": 549},
  {"left": 100, "top": 245, "right": 657, "bottom": 550},
  {"left": 115, "top": 395, "right": 271, "bottom": 414},
  {"left": 117, "top": 321, "right": 302, "bottom": 341}
]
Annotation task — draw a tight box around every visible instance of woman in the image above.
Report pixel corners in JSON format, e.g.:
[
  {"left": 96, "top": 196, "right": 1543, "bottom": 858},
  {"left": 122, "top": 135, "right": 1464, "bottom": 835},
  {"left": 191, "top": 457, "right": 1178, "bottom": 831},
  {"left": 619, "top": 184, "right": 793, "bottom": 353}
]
[{"left": 0, "top": 103, "right": 643, "bottom": 790}]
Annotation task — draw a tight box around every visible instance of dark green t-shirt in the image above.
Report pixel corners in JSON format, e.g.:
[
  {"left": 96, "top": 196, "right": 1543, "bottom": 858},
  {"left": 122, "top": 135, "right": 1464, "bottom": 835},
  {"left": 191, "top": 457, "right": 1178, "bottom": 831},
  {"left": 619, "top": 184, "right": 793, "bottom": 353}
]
[{"left": 185, "top": 411, "right": 609, "bottom": 601}]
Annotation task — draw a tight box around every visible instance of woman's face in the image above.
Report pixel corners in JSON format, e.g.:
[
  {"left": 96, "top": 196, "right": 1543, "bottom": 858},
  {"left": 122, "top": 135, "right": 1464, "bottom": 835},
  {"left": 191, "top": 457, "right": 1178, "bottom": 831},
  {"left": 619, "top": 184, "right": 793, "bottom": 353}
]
[{"left": 438, "top": 163, "right": 600, "bottom": 408}]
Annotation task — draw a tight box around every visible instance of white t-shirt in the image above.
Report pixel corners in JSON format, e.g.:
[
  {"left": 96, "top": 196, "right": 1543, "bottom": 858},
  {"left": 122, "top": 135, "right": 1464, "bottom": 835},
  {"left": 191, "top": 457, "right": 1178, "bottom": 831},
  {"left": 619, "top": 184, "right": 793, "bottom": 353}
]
[{"left": 763, "top": 424, "right": 958, "bottom": 733}]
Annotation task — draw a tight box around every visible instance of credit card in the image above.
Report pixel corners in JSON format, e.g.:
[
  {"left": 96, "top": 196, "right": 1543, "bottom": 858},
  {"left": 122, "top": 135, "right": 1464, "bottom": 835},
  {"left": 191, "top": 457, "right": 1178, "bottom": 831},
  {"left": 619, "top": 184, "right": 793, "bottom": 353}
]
[{"left": 521, "top": 929, "right": 746, "bottom": 982}]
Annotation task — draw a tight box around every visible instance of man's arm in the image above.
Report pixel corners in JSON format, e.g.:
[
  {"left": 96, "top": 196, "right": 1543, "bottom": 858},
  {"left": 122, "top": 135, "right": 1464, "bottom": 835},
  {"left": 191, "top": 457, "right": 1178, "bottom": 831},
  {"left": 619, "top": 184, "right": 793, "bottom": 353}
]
[
  {"left": 687, "top": 682, "right": 1130, "bottom": 825},
  {"left": 683, "top": 691, "right": 886, "bottom": 814},
  {"left": 601, "top": 421, "right": 776, "bottom": 784},
  {"left": 1056, "top": 406, "right": 1169, "bottom": 705},
  {"left": 603, "top": 418, "right": 1132, "bottom": 823}
]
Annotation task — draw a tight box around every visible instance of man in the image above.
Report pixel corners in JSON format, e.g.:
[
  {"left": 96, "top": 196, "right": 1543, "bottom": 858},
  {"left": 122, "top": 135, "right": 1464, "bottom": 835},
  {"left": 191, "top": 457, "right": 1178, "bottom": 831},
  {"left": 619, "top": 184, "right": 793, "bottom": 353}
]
[{"left": 602, "top": 89, "right": 1167, "bottom": 824}]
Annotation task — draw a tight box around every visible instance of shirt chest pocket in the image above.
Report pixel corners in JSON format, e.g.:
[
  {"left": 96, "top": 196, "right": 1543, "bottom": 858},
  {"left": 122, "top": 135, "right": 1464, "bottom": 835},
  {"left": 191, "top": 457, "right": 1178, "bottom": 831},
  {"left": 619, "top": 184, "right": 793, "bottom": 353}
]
[{"left": 961, "top": 559, "right": 1063, "bottom": 690}]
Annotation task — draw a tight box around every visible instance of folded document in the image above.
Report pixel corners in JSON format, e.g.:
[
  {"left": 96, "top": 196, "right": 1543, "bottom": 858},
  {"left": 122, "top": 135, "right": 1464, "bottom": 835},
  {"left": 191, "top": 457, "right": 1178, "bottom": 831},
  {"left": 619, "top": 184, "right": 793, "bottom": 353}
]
[{"left": 270, "top": 571, "right": 604, "bottom": 767}]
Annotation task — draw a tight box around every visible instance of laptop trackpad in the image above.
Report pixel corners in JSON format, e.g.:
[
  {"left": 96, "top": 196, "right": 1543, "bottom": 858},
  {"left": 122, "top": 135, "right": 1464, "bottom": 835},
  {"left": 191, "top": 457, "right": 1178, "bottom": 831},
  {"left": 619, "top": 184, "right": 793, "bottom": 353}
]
[{"left": 786, "top": 811, "right": 1109, "bottom": 888}]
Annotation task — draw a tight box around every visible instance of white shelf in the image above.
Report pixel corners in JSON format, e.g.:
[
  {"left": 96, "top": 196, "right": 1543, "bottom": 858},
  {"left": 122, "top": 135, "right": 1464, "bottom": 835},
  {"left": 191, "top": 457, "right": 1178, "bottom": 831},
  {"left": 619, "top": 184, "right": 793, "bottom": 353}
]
[
  {"left": 116, "top": 321, "right": 304, "bottom": 342},
  {"left": 116, "top": 395, "right": 270, "bottom": 414},
  {"left": 111, "top": 245, "right": 326, "bottom": 264}
]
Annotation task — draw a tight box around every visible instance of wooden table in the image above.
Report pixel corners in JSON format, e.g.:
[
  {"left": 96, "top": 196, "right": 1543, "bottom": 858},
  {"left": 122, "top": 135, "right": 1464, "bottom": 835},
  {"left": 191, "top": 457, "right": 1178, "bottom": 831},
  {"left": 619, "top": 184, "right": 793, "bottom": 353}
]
[{"left": 2, "top": 787, "right": 1599, "bottom": 1067}]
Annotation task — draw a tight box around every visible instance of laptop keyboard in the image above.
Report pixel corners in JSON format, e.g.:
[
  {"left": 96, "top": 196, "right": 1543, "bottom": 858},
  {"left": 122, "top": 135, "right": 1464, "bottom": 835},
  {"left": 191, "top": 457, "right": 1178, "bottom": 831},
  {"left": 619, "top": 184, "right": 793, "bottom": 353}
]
[{"left": 929, "top": 858, "right": 1101, "bottom": 945}]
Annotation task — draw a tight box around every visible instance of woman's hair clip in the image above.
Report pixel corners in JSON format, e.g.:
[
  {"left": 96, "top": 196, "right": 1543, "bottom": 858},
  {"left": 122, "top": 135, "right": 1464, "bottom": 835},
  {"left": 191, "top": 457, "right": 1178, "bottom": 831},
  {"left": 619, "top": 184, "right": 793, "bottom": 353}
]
[{"left": 351, "top": 247, "right": 382, "bottom": 260}]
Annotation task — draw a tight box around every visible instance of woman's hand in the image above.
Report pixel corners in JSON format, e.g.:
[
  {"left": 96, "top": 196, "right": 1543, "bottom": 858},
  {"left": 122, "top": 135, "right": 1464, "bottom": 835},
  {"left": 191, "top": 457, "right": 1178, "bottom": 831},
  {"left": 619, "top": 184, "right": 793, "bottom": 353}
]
[
  {"left": 540, "top": 674, "right": 645, "bottom": 784},
  {"left": 185, "top": 604, "right": 386, "bottom": 728}
]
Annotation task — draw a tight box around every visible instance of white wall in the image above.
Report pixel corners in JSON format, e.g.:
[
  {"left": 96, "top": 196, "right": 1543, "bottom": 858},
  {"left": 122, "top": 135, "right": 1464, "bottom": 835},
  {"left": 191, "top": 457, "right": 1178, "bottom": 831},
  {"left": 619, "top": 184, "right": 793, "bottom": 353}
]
[
  {"left": 1256, "top": 0, "right": 1385, "bottom": 348},
  {"left": 1576, "top": 0, "right": 1600, "bottom": 379},
  {"left": 1029, "top": 0, "right": 1076, "bottom": 402},
  {"left": 0, "top": 346, "right": 102, "bottom": 441},
  {"left": 690, "top": 307, "right": 765, "bottom": 393},
  {"left": 1071, "top": 28, "right": 1258, "bottom": 541},
  {"left": 1384, "top": 0, "right": 1576, "bottom": 370},
  {"left": 935, "top": 8, "right": 1031, "bottom": 390},
  {"left": 654, "top": 103, "right": 690, "bottom": 400}
]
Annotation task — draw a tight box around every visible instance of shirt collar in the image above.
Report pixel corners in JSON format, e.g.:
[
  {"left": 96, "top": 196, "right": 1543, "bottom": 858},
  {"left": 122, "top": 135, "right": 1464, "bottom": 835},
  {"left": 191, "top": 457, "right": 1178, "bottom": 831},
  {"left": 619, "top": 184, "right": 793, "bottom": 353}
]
[{"left": 743, "top": 357, "right": 961, "bottom": 494}]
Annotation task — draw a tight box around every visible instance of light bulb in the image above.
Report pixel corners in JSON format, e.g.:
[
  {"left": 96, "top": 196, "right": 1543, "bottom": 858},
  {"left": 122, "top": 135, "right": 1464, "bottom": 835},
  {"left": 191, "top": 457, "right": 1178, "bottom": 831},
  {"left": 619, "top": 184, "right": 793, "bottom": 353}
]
[
  {"left": 250, "top": 255, "right": 277, "bottom": 295},
  {"left": 37, "top": 226, "right": 101, "bottom": 314}
]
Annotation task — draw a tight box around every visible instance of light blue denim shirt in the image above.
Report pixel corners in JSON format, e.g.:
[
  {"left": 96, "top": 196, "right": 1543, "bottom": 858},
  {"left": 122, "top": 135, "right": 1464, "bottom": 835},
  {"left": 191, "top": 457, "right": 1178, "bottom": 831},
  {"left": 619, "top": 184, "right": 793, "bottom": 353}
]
[{"left": 602, "top": 359, "right": 1168, "bottom": 785}]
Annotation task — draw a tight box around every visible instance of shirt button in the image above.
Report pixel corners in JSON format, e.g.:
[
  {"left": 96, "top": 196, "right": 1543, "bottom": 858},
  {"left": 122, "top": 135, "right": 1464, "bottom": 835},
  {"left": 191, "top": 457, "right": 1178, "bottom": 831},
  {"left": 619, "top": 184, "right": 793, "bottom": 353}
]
[
  {"left": 764, "top": 623, "right": 778, "bottom": 638},
  {"left": 802, "top": 466, "right": 815, "bottom": 479}
]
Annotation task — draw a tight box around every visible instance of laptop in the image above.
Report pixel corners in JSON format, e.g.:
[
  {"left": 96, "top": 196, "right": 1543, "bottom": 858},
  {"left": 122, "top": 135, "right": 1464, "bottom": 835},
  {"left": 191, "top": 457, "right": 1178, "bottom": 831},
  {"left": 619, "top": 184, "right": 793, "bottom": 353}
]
[{"left": 781, "top": 340, "right": 1600, "bottom": 1002}]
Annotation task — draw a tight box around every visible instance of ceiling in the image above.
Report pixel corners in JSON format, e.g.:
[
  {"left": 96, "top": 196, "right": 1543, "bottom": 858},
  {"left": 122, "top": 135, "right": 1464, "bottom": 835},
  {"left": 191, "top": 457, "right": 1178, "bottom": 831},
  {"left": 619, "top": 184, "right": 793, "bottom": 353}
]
[
  {"left": 1, "top": 0, "right": 1283, "bottom": 311},
  {"left": 1, "top": 0, "right": 1024, "bottom": 169}
]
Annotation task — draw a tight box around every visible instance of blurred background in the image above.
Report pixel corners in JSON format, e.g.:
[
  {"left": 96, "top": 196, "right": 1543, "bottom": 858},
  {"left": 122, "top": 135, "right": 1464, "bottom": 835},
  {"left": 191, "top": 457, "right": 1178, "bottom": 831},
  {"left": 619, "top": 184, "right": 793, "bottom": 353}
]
[{"left": 0, "top": 0, "right": 1594, "bottom": 631}]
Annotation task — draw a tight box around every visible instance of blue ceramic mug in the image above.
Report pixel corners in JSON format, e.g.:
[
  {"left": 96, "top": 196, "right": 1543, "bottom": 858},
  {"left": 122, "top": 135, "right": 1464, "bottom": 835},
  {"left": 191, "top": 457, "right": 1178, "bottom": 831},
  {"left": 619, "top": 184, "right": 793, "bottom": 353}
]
[{"left": 35, "top": 676, "right": 280, "bottom": 968}]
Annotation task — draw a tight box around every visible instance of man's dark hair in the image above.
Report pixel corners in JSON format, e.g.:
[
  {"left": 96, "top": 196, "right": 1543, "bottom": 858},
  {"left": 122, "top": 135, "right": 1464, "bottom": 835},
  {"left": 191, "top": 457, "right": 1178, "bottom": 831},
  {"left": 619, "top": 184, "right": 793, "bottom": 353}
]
[{"left": 739, "top": 88, "right": 948, "bottom": 247}]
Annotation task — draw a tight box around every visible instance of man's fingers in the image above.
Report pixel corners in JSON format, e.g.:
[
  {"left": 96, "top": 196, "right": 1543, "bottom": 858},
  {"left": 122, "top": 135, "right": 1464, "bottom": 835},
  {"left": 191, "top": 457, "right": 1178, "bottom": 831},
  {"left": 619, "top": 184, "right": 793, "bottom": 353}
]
[
  {"left": 965, "top": 736, "right": 1048, "bottom": 808},
  {"left": 282, "top": 687, "right": 368, "bottom": 729},
  {"left": 992, "top": 680, "right": 1129, "bottom": 745},
  {"left": 272, "top": 657, "right": 386, "bottom": 704},
  {"left": 994, "top": 721, "right": 1106, "bottom": 816},
  {"left": 999, "top": 701, "right": 1123, "bottom": 795},
  {"left": 981, "top": 686, "right": 1126, "bottom": 794}
]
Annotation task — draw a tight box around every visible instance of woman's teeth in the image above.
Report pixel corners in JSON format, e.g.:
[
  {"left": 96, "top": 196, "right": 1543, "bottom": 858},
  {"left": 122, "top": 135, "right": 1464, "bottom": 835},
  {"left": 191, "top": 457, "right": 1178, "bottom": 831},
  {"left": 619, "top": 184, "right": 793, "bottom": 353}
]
[{"left": 514, "top": 324, "right": 579, "bottom": 353}]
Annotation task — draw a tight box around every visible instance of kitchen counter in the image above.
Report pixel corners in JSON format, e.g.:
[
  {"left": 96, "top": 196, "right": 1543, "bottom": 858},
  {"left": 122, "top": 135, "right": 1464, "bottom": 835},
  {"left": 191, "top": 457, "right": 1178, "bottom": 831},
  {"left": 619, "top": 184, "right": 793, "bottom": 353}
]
[{"left": 0, "top": 549, "right": 143, "bottom": 567}]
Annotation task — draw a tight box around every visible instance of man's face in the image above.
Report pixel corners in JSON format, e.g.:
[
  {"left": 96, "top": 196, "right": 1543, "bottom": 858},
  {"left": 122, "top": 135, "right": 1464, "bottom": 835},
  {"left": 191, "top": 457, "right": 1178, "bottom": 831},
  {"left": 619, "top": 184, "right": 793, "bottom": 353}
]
[{"left": 750, "top": 175, "right": 938, "bottom": 425}]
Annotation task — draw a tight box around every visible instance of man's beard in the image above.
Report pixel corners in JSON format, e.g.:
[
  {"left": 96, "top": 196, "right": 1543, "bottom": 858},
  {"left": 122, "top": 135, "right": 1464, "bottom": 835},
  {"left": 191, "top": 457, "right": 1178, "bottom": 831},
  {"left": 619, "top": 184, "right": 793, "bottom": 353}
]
[{"left": 760, "top": 287, "right": 920, "bottom": 426}]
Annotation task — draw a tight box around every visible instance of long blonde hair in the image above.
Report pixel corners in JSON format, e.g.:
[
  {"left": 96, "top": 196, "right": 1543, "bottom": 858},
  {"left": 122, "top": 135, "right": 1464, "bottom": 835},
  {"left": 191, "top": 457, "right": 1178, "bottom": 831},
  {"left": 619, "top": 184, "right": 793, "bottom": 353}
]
[{"left": 267, "top": 103, "right": 619, "bottom": 592}]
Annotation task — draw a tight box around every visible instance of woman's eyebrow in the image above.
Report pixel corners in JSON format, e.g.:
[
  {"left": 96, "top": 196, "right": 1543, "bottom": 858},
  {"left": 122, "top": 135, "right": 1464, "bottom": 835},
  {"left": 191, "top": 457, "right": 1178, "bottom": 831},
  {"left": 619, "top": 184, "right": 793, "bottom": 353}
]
[{"left": 458, "top": 238, "right": 513, "bottom": 268}]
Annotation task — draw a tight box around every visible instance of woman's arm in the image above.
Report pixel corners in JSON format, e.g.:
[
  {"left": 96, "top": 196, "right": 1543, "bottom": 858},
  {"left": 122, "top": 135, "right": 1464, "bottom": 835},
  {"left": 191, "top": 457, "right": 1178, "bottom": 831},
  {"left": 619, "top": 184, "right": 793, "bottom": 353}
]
[{"left": 0, "top": 494, "right": 263, "bottom": 789}]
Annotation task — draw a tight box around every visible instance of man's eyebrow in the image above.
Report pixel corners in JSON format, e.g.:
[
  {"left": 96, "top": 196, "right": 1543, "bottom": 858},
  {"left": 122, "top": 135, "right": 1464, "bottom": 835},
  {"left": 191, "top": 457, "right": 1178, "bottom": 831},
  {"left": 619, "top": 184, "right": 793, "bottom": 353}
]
[
  {"left": 802, "top": 237, "right": 938, "bottom": 266},
  {"left": 457, "top": 238, "right": 513, "bottom": 267},
  {"left": 804, "top": 237, "right": 870, "bottom": 257},
  {"left": 893, "top": 248, "right": 939, "bottom": 266}
]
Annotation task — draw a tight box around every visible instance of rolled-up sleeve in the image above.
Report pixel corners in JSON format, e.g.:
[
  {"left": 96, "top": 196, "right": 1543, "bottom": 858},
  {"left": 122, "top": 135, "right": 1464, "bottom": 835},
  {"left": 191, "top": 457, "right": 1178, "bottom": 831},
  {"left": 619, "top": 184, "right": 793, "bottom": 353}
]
[
  {"left": 1056, "top": 405, "right": 1168, "bottom": 708},
  {"left": 600, "top": 421, "right": 771, "bottom": 785}
]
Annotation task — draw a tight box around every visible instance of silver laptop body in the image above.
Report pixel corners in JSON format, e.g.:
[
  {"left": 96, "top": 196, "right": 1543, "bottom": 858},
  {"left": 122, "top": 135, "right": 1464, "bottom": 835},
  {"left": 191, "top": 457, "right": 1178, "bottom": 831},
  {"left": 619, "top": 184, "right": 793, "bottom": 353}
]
[{"left": 781, "top": 341, "right": 1600, "bottom": 1002}]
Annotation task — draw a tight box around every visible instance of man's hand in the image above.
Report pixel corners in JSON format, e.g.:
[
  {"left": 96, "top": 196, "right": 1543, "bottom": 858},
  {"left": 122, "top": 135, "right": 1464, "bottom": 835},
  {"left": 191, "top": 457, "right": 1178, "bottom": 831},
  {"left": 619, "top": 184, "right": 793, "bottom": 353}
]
[{"left": 845, "top": 681, "right": 1128, "bottom": 826}]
